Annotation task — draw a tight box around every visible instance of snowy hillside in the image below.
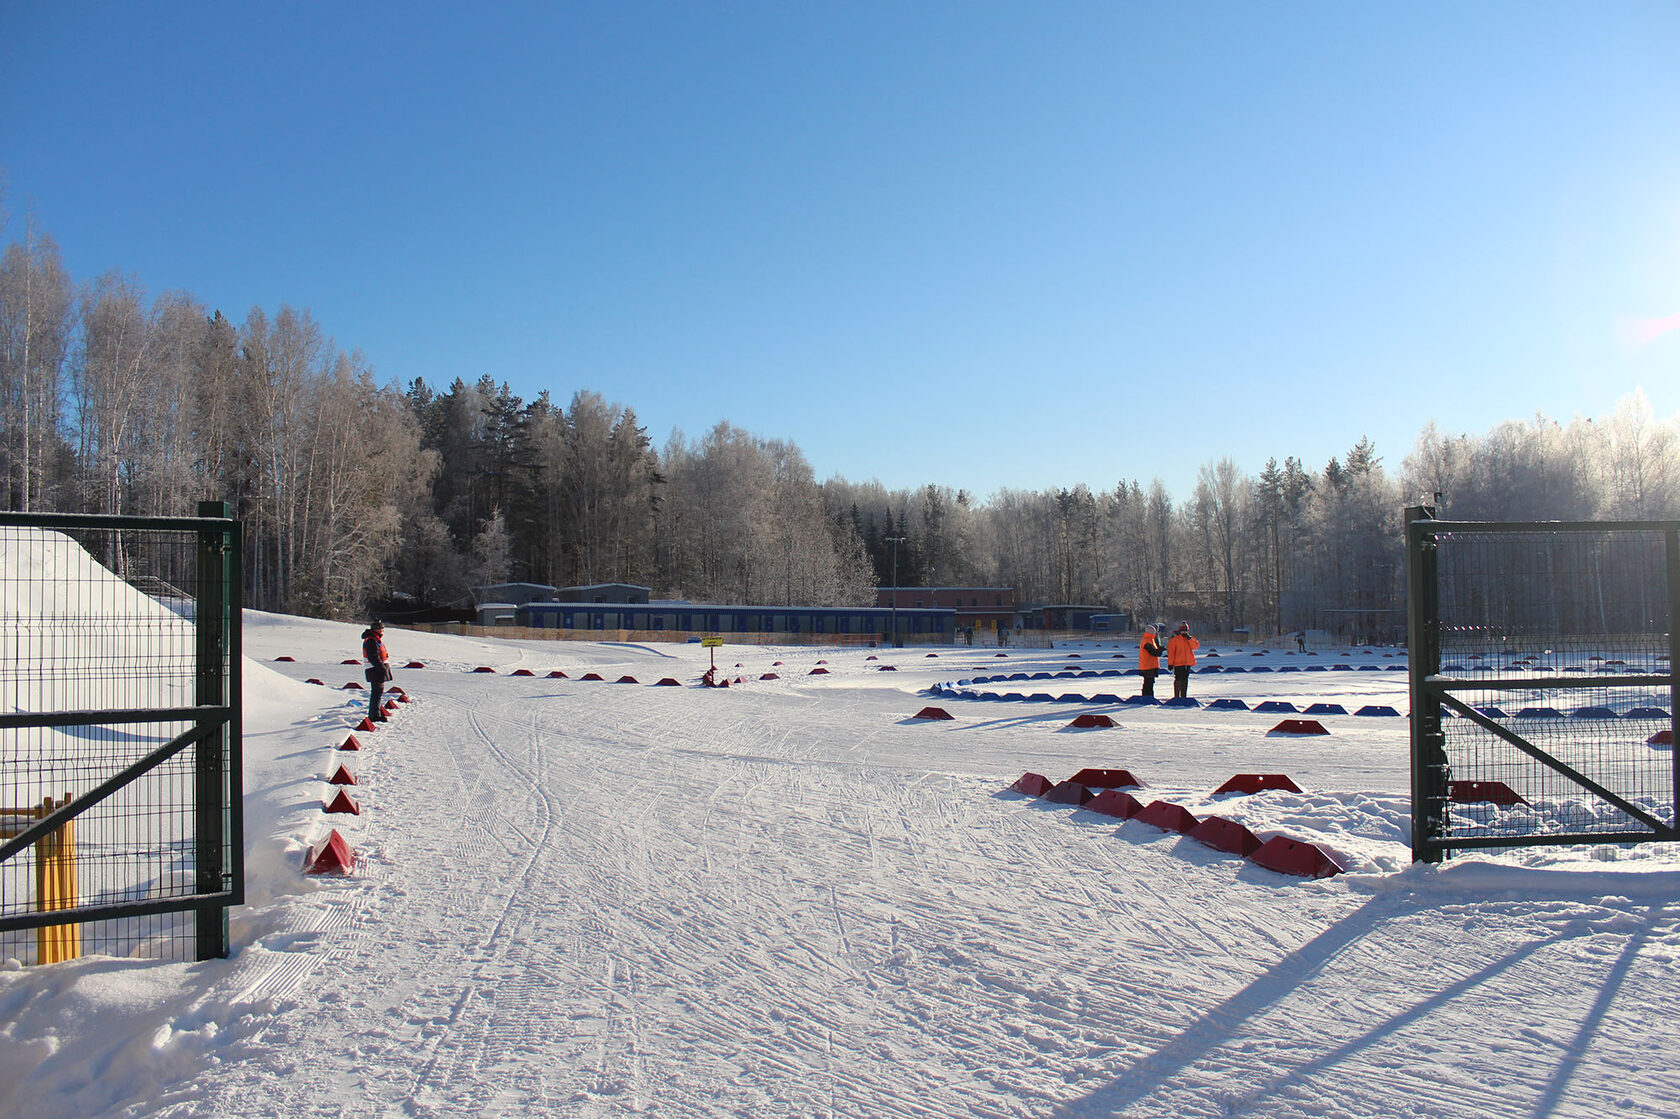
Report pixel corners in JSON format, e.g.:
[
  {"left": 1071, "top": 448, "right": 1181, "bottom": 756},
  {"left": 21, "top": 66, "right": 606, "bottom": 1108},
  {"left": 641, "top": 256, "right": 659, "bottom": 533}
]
[{"left": 3, "top": 614, "right": 1679, "bottom": 1118}]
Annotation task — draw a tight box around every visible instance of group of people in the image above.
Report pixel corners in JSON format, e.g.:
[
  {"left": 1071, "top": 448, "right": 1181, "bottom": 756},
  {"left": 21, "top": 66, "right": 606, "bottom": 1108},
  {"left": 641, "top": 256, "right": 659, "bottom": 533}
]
[
  {"left": 357, "top": 615, "right": 1214, "bottom": 708},
  {"left": 1137, "top": 621, "right": 1200, "bottom": 699}
]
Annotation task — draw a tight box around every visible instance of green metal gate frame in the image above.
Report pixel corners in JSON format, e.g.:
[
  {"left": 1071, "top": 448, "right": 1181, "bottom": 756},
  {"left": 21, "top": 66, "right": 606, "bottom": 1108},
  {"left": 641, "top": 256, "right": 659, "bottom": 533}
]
[
  {"left": 0, "top": 502, "right": 243, "bottom": 959},
  {"left": 1405, "top": 507, "right": 1680, "bottom": 863}
]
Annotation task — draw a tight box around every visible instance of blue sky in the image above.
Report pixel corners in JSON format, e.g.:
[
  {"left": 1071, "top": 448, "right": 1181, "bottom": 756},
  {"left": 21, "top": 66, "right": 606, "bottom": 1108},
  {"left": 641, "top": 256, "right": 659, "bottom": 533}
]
[{"left": 3, "top": 2, "right": 1677, "bottom": 502}]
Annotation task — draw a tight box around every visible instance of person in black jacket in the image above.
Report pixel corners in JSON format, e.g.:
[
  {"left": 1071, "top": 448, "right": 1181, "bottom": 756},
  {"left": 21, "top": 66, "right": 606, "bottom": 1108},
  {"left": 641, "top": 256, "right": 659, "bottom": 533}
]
[{"left": 362, "top": 620, "right": 392, "bottom": 722}]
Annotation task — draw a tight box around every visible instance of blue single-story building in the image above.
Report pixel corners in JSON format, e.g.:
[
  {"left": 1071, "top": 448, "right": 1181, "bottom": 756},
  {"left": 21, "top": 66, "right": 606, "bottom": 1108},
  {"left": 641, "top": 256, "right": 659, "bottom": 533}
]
[{"left": 516, "top": 600, "right": 957, "bottom": 640}]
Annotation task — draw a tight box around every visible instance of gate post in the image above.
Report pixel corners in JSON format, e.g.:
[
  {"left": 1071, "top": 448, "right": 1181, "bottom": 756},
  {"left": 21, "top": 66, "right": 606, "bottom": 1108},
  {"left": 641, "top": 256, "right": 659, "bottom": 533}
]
[
  {"left": 195, "top": 501, "right": 234, "bottom": 959},
  {"left": 1405, "top": 506, "right": 1449, "bottom": 863},
  {"left": 1668, "top": 529, "right": 1680, "bottom": 833}
]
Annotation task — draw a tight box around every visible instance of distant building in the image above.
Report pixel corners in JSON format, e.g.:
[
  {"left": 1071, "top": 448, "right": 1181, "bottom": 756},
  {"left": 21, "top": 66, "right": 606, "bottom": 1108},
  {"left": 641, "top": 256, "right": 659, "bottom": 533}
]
[
  {"left": 1019, "top": 604, "right": 1121, "bottom": 632},
  {"left": 476, "top": 602, "right": 520, "bottom": 626},
  {"left": 874, "top": 586, "right": 1016, "bottom": 634},
  {"left": 517, "top": 600, "right": 954, "bottom": 641},
  {"left": 472, "top": 583, "right": 559, "bottom": 608},
  {"left": 555, "top": 583, "right": 651, "bottom": 605},
  {"left": 471, "top": 583, "right": 648, "bottom": 625}
]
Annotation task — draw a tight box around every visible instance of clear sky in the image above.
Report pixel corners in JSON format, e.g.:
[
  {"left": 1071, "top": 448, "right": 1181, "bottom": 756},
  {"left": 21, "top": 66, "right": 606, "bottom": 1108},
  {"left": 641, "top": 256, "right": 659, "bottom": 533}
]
[{"left": 3, "top": 2, "right": 1677, "bottom": 502}]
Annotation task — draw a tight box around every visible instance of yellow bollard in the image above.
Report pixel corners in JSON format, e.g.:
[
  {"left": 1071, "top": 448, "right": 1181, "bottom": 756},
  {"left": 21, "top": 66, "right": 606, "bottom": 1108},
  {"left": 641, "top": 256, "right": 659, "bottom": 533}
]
[{"left": 13, "top": 795, "right": 80, "bottom": 965}]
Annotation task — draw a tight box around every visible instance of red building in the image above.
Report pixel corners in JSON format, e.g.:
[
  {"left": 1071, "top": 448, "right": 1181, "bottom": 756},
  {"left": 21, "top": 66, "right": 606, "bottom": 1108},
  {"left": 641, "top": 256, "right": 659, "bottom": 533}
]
[{"left": 875, "top": 586, "right": 1017, "bottom": 635}]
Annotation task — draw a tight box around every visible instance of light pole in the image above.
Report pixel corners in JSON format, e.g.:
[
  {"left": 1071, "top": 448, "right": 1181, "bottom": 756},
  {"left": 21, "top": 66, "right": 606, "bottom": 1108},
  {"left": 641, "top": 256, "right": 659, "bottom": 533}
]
[{"left": 886, "top": 536, "right": 905, "bottom": 648}]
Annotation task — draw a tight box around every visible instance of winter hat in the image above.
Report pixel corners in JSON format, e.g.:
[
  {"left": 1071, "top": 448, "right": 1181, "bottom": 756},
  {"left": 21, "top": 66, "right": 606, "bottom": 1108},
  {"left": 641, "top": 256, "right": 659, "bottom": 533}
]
[
  {"left": 371, "top": 619, "right": 384, "bottom": 631},
  {"left": 1176, "top": 622, "right": 1189, "bottom": 632}
]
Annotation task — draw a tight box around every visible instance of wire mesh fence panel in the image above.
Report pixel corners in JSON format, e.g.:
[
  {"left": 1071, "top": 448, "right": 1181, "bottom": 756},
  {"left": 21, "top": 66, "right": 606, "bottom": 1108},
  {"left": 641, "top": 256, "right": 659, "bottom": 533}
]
[
  {"left": 1407, "top": 514, "right": 1679, "bottom": 861},
  {"left": 1, "top": 510, "right": 240, "bottom": 963}
]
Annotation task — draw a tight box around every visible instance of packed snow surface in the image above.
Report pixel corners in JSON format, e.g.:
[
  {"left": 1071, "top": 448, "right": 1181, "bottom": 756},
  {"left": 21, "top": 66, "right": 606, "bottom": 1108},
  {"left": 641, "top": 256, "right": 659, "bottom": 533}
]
[{"left": 4, "top": 615, "right": 1679, "bottom": 1118}]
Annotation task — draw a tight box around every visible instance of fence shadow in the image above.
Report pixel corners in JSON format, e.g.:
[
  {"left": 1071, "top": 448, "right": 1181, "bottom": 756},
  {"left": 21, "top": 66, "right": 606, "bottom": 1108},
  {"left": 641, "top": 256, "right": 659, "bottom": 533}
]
[{"left": 1050, "top": 889, "right": 1673, "bottom": 1118}]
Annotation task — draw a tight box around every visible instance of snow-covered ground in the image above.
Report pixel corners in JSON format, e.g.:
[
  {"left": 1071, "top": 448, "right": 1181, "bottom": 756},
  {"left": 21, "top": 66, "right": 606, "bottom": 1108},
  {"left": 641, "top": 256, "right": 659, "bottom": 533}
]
[{"left": 4, "top": 614, "right": 1680, "bottom": 1118}]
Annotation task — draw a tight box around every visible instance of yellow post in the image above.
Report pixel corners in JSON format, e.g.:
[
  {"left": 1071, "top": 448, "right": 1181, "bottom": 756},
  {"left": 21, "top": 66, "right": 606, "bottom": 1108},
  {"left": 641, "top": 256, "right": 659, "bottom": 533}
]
[{"left": 31, "top": 796, "right": 80, "bottom": 964}]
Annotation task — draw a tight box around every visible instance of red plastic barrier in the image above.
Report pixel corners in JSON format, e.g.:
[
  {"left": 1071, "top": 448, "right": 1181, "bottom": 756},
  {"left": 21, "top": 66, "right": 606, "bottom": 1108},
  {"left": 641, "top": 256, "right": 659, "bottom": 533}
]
[
  {"left": 341, "top": 659, "right": 361, "bottom": 665},
  {"left": 913, "top": 707, "right": 954, "bottom": 720},
  {"left": 579, "top": 672, "right": 604, "bottom": 681},
  {"left": 655, "top": 678, "right": 682, "bottom": 686},
  {"left": 1214, "top": 773, "right": 1304, "bottom": 795},
  {"left": 1045, "top": 780, "right": 1094, "bottom": 806},
  {"left": 1068, "top": 768, "right": 1142, "bottom": 788},
  {"left": 1087, "top": 789, "right": 1144, "bottom": 819},
  {"left": 1067, "top": 713, "right": 1117, "bottom": 729},
  {"left": 303, "top": 830, "right": 354, "bottom": 875},
  {"left": 328, "top": 764, "right": 357, "bottom": 785},
  {"left": 473, "top": 666, "right": 497, "bottom": 674},
  {"left": 1268, "top": 719, "right": 1329, "bottom": 736},
  {"left": 1448, "top": 780, "right": 1527, "bottom": 806},
  {"left": 338, "top": 734, "right": 363, "bottom": 751},
  {"left": 809, "top": 667, "right": 830, "bottom": 675},
  {"left": 275, "top": 656, "right": 296, "bottom": 662},
  {"left": 305, "top": 678, "right": 325, "bottom": 686},
  {"left": 617, "top": 675, "right": 640, "bottom": 684},
  {"left": 1649, "top": 730, "right": 1673, "bottom": 746},
  {"left": 1250, "top": 836, "right": 1344, "bottom": 878},
  {"left": 1011, "top": 772, "right": 1054, "bottom": 797},
  {"left": 324, "top": 789, "right": 361, "bottom": 816},
  {"left": 547, "top": 670, "right": 568, "bottom": 678},
  {"left": 1134, "top": 801, "right": 1199, "bottom": 833},
  {"left": 1188, "top": 816, "right": 1263, "bottom": 856},
  {"left": 354, "top": 717, "right": 378, "bottom": 732},
  {"left": 342, "top": 681, "right": 364, "bottom": 691},
  {"left": 760, "top": 672, "right": 780, "bottom": 680},
  {"left": 383, "top": 700, "right": 398, "bottom": 714},
  {"left": 404, "top": 661, "right": 426, "bottom": 669},
  {"left": 511, "top": 668, "right": 535, "bottom": 677}
]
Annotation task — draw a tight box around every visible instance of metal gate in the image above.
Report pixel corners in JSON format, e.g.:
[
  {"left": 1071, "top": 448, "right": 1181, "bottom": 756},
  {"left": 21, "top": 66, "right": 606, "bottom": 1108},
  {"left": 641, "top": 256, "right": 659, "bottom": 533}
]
[
  {"left": 1405, "top": 508, "right": 1679, "bottom": 863},
  {"left": 1, "top": 503, "right": 242, "bottom": 962}
]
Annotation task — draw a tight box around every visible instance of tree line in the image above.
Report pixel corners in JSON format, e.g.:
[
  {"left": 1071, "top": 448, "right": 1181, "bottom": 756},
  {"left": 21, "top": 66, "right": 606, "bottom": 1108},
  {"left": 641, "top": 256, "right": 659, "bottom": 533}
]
[{"left": 5, "top": 219, "right": 1678, "bottom": 634}]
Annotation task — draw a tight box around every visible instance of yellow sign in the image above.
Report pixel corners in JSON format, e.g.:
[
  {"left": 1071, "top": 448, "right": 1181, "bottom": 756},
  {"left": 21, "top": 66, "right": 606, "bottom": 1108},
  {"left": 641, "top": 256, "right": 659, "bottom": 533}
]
[{"left": 701, "top": 636, "right": 723, "bottom": 647}]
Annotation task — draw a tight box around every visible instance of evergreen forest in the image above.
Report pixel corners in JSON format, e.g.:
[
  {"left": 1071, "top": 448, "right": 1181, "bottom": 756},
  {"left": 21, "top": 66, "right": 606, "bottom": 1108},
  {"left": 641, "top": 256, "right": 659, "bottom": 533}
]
[{"left": 5, "top": 224, "right": 1679, "bottom": 636}]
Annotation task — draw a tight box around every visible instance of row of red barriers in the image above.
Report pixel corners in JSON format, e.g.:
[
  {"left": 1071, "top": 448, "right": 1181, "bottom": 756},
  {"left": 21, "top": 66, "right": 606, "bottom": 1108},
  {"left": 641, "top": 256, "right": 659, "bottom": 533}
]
[
  {"left": 1009, "top": 767, "right": 1344, "bottom": 879},
  {"left": 303, "top": 684, "right": 411, "bottom": 875}
]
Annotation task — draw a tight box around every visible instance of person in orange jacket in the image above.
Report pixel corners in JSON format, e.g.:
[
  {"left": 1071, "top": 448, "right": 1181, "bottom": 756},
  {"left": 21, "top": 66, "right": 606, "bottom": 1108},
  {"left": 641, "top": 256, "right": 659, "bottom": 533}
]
[
  {"left": 1137, "top": 625, "right": 1165, "bottom": 697},
  {"left": 1166, "top": 621, "right": 1200, "bottom": 699}
]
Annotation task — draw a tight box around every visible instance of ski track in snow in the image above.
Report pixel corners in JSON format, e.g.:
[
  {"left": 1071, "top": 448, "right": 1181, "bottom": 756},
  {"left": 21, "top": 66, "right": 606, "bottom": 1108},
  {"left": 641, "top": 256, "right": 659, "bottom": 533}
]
[{"left": 5, "top": 622, "right": 1680, "bottom": 1118}]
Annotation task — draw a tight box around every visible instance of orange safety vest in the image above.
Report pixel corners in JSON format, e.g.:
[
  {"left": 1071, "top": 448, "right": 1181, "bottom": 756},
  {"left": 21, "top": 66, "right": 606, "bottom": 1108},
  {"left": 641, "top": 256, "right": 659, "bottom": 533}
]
[
  {"left": 1138, "top": 634, "right": 1163, "bottom": 670},
  {"left": 1167, "top": 632, "right": 1199, "bottom": 667}
]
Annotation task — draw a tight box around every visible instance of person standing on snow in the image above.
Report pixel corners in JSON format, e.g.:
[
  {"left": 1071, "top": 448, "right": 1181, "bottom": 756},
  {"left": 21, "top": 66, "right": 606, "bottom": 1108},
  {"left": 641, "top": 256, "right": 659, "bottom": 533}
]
[
  {"left": 1137, "top": 625, "right": 1165, "bottom": 698},
  {"left": 1167, "top": 621, "right": 1200, "bottom": 699},
  {"left": 362, "top": 620, "right": 392, "bottom": 722}
]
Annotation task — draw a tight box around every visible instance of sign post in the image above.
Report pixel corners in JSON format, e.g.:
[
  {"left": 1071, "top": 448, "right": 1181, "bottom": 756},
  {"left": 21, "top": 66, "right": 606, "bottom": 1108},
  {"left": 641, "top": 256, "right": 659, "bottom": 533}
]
[{"left": 701, "top": 636, "right": 723, "bottom": 684}]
